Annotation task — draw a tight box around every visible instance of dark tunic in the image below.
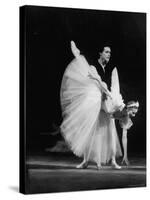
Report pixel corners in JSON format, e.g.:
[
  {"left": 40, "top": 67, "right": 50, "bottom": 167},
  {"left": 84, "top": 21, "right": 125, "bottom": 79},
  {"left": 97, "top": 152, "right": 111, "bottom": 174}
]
[{"left": 92, "top": 60, "right": 112, "bottom": 90}]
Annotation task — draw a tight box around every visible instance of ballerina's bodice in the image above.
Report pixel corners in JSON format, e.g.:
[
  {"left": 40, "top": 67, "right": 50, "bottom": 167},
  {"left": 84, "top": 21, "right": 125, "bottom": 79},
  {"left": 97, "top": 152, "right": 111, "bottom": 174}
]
[{"left": 112, "top": 109, "right": 133, "bottom": 130}]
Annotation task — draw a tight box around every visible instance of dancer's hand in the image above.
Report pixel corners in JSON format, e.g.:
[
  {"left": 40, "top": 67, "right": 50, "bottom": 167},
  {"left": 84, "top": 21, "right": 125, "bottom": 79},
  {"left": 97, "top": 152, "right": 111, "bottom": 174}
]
[
  {"left": 102, "top": 93, "right": 107, "bottom": 101},
  {"left": 101, "top": 82, "right": 112, "bottom": 99},
  {"left": 105, "top": 90, "right": 113, "bottom": 100},
  {"left": 88, "top": 73, "right": 92, "bottom": 79},
  {"left": 88, "top": 73, "right": 95, "bottom": 79},
  {"left": 121, "top": 157, "right": 130, "bottom": 166}
]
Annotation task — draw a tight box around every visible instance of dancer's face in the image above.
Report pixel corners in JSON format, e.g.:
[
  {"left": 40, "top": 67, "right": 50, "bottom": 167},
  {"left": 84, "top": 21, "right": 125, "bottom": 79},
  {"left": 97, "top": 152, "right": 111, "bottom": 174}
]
[
  {"left": 100, "top": 47, "right": 111, "bottom": 63},
  {"left": 128, "top": 107, "right": 138, "bottom": 117}
]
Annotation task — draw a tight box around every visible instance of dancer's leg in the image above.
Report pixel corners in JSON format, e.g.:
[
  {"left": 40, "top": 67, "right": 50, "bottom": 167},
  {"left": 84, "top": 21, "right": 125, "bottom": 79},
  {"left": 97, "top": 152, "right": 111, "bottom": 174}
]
[
  {"left": 121, "top": 129, "right": 130, "bottom": 165},
  {"left": 76, "top": 151, "right": 88, "bottom": 169},
  {"left": 111, "top": 155, "right": 121, "bottom": 169},
  {"left": 96, "top": 140, "right": 102, "bottom": 170},
  {"left": 76, "top": 159, "right": 88, "bottom": 169}
]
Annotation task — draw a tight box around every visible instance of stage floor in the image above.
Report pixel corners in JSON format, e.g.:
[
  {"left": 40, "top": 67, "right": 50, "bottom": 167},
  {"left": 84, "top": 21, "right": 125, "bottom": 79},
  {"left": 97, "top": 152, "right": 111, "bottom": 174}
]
[{"left": 25, "top": 153, "right": 146, "bottom": 194}]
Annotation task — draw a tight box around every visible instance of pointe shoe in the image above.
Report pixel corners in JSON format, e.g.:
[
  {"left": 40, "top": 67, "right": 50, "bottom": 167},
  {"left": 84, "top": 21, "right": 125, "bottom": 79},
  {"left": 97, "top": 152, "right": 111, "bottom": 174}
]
[
  {"left": 111, "top": 162, "right": 121, "bottom": 169},
  {"left": 76, "top": 162, "right": 88, "bottom": 169},
  {"left": 71, "top": 41, "right": 80, "bottom": 57}
]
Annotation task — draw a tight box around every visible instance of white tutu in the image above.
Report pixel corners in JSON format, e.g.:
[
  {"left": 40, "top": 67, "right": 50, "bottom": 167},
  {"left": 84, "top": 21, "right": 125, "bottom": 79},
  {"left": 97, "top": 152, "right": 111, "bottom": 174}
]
[{"left": 60, "top": 54, "right": 122, "bottom": 165}]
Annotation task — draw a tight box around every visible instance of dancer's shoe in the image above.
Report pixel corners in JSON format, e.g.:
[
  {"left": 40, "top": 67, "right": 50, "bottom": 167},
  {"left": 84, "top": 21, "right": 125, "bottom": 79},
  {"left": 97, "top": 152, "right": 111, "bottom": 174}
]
[
  {"left": 111, "top": 161, "right": 121, "bottom": 169},
  {"left": 76, "top": 161, "right": 88, "bottom": 169}
]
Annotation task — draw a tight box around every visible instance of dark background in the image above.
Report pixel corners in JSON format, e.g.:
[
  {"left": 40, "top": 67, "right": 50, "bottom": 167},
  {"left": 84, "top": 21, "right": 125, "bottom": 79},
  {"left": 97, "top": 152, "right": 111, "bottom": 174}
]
[{"left": 25, "top": 6, "right": 146, "bottom": 156}]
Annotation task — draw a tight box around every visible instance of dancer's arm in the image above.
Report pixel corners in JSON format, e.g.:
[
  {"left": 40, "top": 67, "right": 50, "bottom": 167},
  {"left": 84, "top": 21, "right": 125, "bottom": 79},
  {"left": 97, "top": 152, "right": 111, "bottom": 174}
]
[
  {"left": 100, "top": 82, "right": 112, "bottom": 99},
  {"left": 121, "top": 128, "right": 130, "bottom": 165},
  {"left": 88, "top": 73, "right": 112, "bottom": 99}
]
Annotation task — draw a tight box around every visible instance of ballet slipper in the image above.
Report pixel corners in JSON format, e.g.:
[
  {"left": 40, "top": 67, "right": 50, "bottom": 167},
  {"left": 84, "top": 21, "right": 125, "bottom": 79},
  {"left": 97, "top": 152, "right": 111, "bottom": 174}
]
[
  {"left": 111, "top": 161, "right": 122, "bottom": 169},
  {"left": 76, "top": 161, "right": 88, "bottom": 169}
]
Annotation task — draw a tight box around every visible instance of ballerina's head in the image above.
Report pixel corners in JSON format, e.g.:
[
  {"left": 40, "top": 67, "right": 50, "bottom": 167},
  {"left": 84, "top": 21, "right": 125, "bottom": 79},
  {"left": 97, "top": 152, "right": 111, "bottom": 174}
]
[{"left": 126, "top": 101, "right": 139, "bottom": 117}]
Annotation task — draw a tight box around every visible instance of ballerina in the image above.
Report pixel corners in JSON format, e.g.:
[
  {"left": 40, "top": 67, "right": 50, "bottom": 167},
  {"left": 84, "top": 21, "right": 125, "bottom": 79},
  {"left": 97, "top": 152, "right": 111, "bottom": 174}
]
[
  {"left": 60, "top": 41, "right": 124, "bottom": 170},
  {"left": 111, "top": 101, "right": 139, "bottom": 165}
]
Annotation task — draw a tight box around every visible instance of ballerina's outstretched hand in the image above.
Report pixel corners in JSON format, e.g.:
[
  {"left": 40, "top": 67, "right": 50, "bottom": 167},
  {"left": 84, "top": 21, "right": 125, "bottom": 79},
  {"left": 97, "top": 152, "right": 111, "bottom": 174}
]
[{"left": 121, "top": 156, "right": 130, "bottom": 166}]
